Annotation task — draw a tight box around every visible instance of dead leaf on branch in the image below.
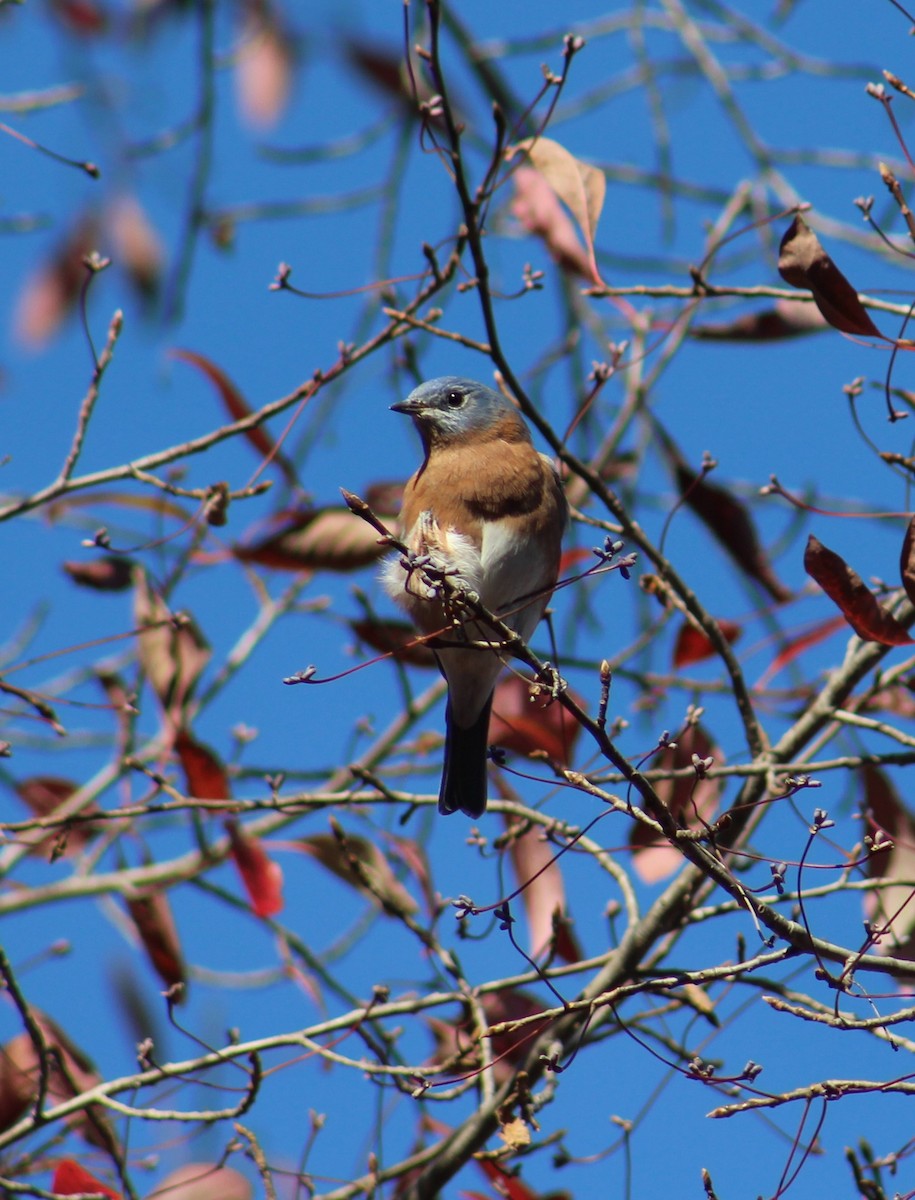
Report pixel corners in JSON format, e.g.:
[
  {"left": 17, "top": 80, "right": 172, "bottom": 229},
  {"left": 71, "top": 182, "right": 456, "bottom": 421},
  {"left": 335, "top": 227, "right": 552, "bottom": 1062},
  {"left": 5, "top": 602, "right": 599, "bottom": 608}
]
[
  {"left": 174, "top": 729, "right": 231, "bottom": 803},
  {"left": 297, "top": 826, "right": 418, "bottom": 919},
  {"left": 673, "top": 462, "right": 791, "bottom": 603},
  {"left": 234, "top": 504, "right": 392, "bottom": 572},
  {"left": 14, "top": 775, "right": 104, "bottom": 857},
  {"left": 778, "top": 213, "right": 882, "bottom": 339},
  {"left": 171, "top": 347, "right": 298, "bottom": 487},
  {"left": 862, "top": 764, "right": 915, "bottom": 963},
  {"left": 489, "top": 674, "right": 582, "bottom": 767},
  {"left": 507, "top": 137, "right": 606, "bottom": 284},
  {"left": 0, "top": 1012, "right": 119, "bottom": 1153},
  {"left": 125, "top": 890, "right": 187, "bottom": 994},
  {"left": 690, "top": 298, "right": 828, "bottom": 341},
  {"left": 803, "top": 534, "right": 913, "bottom": 645},
  {"left": 502, "top": 809, "right": 581, "bottom": 964},
  {"left": 134, "top": 568, "right": 211, "bottom": 719},
  {"left": 510, "top": 165, "right": 593, "bottom": 281}
]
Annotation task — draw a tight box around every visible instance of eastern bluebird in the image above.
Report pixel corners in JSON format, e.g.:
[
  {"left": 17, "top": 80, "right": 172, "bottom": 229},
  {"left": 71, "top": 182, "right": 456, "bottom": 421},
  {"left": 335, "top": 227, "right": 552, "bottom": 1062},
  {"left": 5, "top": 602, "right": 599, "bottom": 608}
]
[{"left": 383, "top": 376, "right": 567, "bottom": 818}]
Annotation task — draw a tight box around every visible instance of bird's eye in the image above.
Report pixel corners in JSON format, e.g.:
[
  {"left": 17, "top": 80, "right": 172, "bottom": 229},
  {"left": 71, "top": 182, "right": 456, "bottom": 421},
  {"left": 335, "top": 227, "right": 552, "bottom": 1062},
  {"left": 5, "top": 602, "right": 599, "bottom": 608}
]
[{"left": 446, "top": 390, "right": 465, "bottom": 408}]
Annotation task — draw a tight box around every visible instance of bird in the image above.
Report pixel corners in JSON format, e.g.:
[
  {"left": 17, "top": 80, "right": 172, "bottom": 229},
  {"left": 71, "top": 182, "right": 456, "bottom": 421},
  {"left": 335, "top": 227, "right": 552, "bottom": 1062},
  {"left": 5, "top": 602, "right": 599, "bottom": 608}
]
[{"left": 383, "top": 376, "right": 567, "bottom": 818}]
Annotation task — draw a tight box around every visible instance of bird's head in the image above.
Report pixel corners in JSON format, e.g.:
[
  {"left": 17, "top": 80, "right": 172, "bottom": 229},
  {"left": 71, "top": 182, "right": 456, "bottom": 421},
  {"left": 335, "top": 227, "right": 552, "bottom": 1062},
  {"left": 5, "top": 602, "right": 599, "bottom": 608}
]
[{"left": 391, "top": 377, "right": 529, "bottom": 449}]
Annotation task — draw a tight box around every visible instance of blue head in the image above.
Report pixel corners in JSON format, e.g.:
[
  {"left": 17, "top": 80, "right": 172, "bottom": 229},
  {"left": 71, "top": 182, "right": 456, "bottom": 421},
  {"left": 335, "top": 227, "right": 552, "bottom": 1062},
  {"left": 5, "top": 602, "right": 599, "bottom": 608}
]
[{"left": 391, "top": 376, "right": 528, "bottom": 450}]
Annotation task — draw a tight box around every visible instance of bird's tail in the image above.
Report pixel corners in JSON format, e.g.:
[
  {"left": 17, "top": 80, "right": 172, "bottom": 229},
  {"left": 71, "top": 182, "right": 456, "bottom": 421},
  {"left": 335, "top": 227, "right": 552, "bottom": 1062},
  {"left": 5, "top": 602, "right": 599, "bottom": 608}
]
[{"left": 439, "top": 694, "right": 493, "bottom": 818}]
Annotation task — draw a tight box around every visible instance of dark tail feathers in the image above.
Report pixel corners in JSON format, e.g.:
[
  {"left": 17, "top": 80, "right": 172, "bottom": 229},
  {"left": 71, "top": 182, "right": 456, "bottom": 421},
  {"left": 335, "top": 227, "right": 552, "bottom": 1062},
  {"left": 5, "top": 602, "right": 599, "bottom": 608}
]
[{"left": 438, "top": 694, "right": 493, "bottom": 818}]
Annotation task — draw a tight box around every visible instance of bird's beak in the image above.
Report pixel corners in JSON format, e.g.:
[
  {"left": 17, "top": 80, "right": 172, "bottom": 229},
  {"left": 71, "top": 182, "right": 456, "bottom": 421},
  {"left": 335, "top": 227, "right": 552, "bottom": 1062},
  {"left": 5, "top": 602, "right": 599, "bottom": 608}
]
[{"left": 390, "top": 397, "right": 422, "bottom": 415}]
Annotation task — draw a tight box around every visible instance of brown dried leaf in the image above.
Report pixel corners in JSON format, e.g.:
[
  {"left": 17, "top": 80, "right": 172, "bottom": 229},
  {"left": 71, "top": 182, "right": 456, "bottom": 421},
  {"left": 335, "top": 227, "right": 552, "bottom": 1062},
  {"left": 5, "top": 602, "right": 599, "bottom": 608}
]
[
  {"left": 778, "top": 214, "right": 882, "bottom": 338},
  {"left": 509, "top": 138, "right": 605, "bottom": 283},
  {"left": 489, "top": 675, "right": 581, "bottom": 766},
  {"left": 672, "top": 619, "right": 742, "bottom": 668},
  {"left": 0, "top": 1013, "right": 118, "bottom": 1153},
  {"left": 134, "top": 569, "right": 211, "bottom": 717},
  {"left": 510, "top": 165, "right": 593, "bottom": 280},
  {"left": 900, "top": 514, "right": 915, "bottom": 608},
  {"left": 427, "top": 988, "right": 548, "bottom": 1086},
  {"left": 343, "top": 40, "right": 439, "bottom": 118},
  {"left": 674, "top": 463, "right": 790, "bottom": 602},
  {"left": 298, "top": 828, "right": 418, "bottom": 918},
  {"left": 631, "top": 726, "right": 724, "bottom": 883},
  {"left": 63, "top": 556, "right": 134, "bottom": 592},
  {"left": 125, "top": 891, "right": 187, "bottom": 994},
  {"left": 804, "top": 535, "right": 913, "bottom": 645},
  {"left": 690, "top": 298, "right": 828, "bottom": 341},
  {"left": 863, "top": 765, "right": 915, "bottom": 962},
  {"left": 226, "top": 818, "right": 284, "bottom": 917},
  {"left": 14, "top": 776, "right": 103, "bottom": 857},
  {"left": 234, "top": 506, "right": 389, "bottom": 572}
]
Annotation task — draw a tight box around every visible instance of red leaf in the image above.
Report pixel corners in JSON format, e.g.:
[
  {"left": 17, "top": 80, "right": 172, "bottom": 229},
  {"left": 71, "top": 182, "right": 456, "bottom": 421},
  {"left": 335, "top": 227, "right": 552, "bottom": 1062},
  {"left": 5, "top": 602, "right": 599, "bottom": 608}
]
[
  {"left": 49, "top": 0, "right": 107, "bottom": 33},
  {"left": 754, "top": 614, "right": 848, "bottom": 688},
  {"left": 476, "top": 1160, "right": 542, "bottom": 1200},
  {"left": 778, "top": 214, "right": 882, "bottom": 338},
  {"left": 125, "top": 891, "right": 187, "bottom": 994},
  {"left": 558, "top": 546, "right": 593, "bottom": 574},
  {"left": 631, "top": 726, "right": 723, "bottom": 883},
  {"left": 343, "top": 40, "right": 438, "bottom": 117},
  {"left": 52, "top": 1160, "right": 119, "bottom": 1199},
  {"left": 226, "top": 819, "right": 284, "bottom": 917},
  {"left": 174, "top": 730, "right": 231, "bottom": 802},
  {"left": 171, "top": 349, "right": 297, "bottom": 487},
  {"left": 489, "top": 675, "right": 581, "bottom": 766},
  {"left": 804, "top": 535, "right": 913, "bottom": 645},
  {"left": 672, "top": 619, "right": 742, "bottom": 668}
]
